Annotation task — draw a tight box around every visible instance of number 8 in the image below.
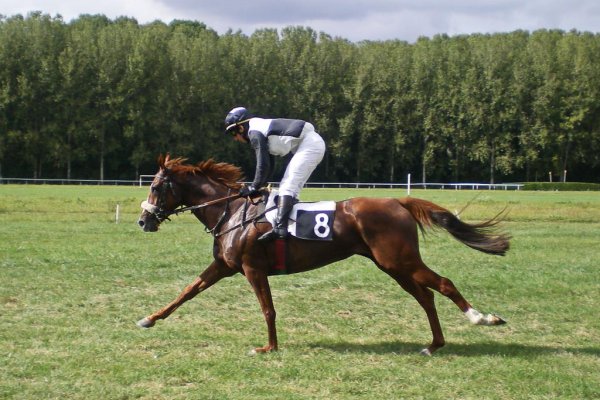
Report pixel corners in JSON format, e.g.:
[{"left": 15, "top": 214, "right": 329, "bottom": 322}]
[{"left": 314, "top": 213, "right": 330, "bottom": 238}]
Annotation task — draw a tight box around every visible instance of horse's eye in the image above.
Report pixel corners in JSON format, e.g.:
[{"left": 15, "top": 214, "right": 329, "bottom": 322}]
[{"left": 151, "top": 185, "right": 159, "bottom": 194}]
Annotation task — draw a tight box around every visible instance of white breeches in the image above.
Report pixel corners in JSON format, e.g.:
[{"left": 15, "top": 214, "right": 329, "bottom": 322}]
[{"left": 278, "top": 126, "right": 325, "bottom": 198}]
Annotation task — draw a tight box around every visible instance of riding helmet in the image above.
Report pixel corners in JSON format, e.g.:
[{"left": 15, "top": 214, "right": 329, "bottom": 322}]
[{"left": 225, "top": 107, "right": 250, "bottom": 133}]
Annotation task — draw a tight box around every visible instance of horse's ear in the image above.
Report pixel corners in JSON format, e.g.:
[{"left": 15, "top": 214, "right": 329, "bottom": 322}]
[{"left": 157, "top": 153, "right": 171, "bottom": 169}]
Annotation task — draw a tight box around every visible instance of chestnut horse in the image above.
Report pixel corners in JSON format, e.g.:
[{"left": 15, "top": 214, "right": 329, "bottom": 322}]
[{"left": 137, "top": 155, "right": 510, "bottom": 355}]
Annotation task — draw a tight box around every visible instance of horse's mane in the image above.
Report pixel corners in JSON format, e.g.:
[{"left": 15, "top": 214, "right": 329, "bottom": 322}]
[{"left": 162, "top": 156, "right": 244, "bottom": 189}]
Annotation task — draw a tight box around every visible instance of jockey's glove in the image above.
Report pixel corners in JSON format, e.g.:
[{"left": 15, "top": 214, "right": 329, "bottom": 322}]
[{"left": 239, "top": 184, "right": 259, "bottom": 198}]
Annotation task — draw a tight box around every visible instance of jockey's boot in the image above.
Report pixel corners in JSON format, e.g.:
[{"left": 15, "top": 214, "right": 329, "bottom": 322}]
[{"left": 258, "top": 195, "right": 295, "bottom": 242}]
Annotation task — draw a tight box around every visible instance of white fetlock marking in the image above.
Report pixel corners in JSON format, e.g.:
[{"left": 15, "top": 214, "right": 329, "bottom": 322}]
[
  {"left": 420, "top": 348, "right": 432, "bottom": 356},
  {"left": 465, "top": 308, "right": 482, "bottom": 324},
  {"left": 465, "top": 307, "right": 500, "bottom": 326},
  {"left": 465, "top": 308, "right": 487, "bottom": 325}
]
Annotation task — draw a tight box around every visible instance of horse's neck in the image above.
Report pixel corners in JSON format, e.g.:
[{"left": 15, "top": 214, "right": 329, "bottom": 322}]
[{"left": 185, "top": 179, "right": 238, "bottom": 227}]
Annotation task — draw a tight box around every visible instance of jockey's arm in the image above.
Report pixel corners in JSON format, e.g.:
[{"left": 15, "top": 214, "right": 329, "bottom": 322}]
[{"left": 248, "top": 131, "right": 273, "bottom": 189}]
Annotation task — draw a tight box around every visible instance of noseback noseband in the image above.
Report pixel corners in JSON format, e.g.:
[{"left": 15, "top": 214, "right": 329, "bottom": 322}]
[{"left": 141, "top": 173, "right": 177, "bottom": 222}]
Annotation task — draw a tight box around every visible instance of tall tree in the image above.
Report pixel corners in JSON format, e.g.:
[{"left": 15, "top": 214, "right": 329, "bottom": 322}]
[
  {"left": 57, "top": 14, "right": 109, "bottom": 178},
  {"left": 467, "top": 33, "right": 519, "bottom": 183},
  {"left": 4, "top": 13, "right": 66, "bottom": 178},
  {"left": 94, "top": 17, "right": 137, "bottom": 180},
  {"left": 554, "top": 31, "right": 598, "bottom": 181},
  {"left": 123, "top": 21, "right": 173, "bottom": 178},
  {"left": 529, "top": 29, "right": 565, "bottom": 182},
  {"left": 411, "top": 36, "right": 449, "bottom": 183}
]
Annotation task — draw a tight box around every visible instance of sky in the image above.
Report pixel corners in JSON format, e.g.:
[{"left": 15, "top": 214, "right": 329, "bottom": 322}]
[{"left": 1, "top": 0, "right": 599, "bottom": 42}]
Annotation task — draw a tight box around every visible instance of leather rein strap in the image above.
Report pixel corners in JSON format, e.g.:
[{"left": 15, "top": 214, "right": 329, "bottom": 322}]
[
  {"left": 172, "top": 192, "right": 242, "bottom": 217},
  {"left": 140, "top": 191, "right": 274, "bottom": 238}
]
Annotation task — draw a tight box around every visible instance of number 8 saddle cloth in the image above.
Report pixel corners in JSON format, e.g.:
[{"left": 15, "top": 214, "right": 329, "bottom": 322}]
[{"left": 264, "top": 191, "right": 336, "bottom": 241}]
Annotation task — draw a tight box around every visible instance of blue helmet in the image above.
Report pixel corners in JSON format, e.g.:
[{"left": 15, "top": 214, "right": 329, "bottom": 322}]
[{"left": 225, "top": 107, "right": 250, "bottom": 133}]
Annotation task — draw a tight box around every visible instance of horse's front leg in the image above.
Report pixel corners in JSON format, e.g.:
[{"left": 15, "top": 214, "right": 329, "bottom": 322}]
[
  {"left": 137, "top": 260, "right": 234, "bottom": 328},
  {"left": 244, "top": 267, "right": 278, "bottom": 354}
]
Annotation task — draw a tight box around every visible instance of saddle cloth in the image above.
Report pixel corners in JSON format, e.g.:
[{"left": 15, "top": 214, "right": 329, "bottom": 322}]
[{"left": 265, "top": 192, "right": 336, "bottom": 240}]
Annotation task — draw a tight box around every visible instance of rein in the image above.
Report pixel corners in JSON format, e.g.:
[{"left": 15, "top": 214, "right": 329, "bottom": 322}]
[
  {"left": 141, "top": 189, "right": 273, "bottom": 238},
  {"left": 212, "top": 203, "right": 276, "bottom": 238},
  {"left": 141, "top": 192, "right": 241, "bottom": 220},
  {"left": 203, "top": 190, "right": 235, "bottom": 236},
  {"left": 172, "top": 193, "right": 242, "bottom": 217},
  {"left": 206, "top": 193, "right": 275, "bottom": 238}
]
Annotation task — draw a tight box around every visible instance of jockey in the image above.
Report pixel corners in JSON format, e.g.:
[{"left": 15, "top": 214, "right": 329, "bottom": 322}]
[{"left": 225, "top": 106, "right": 326, "bottom": 242}]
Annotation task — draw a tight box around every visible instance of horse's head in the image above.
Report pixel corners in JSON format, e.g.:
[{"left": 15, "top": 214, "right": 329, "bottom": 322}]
[{"left": 138, "top": 154, "right": 184, "bottom": 232}]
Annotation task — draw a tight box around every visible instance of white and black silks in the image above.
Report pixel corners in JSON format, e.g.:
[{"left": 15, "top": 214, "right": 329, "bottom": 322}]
[{"left": 246, "top": 117, "right": 326, "bottom": 199}]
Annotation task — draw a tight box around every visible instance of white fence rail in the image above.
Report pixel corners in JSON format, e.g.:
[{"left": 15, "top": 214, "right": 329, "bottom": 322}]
[
  {"left": 1, "top": 176, "right": 524, "bottom": 191},
  {"left": 304, "top": 182, "right": 523, "bottom": 190},
  {"left": 0, "top": 178, "right": 140, "bottom": 185}
]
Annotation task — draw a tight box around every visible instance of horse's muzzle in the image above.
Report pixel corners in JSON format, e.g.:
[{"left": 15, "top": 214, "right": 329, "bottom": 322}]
[{"left": 138, "top": 213, "right": 159, "bottom": 232}]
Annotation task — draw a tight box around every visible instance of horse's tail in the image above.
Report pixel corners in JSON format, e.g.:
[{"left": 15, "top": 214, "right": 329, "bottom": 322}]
[{"left": 398, "top": 197, "right": 511, "bottom": 256}]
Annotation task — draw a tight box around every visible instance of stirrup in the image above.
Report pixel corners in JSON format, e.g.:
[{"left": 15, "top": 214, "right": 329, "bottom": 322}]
[
  {"left": 258, "top": 227, "right": 287, "bottom": 242},
  {"left": 258, "top": 229, "right": 276, "bottom": 242}
]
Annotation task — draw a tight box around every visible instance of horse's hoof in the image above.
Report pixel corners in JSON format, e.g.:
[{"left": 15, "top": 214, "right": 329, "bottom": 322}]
[
  {"left": 248, "top": 346, "right": 277, "bottom": 355},
  {"left": 491, "top": 314, "right": 507, "bottom": 325},
  {"left": 419, "top": 348, "right": 432, "bottom": 356},
  {"left": 137, "top": 317, "right": 155, "bottom": 328}
]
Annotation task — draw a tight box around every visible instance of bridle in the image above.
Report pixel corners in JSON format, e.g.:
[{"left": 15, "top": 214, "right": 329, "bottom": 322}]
[
  {"left": 140, "top": 172, "right": 179, "bottom": 223},
  {"left": 140, "top": 172, "right": 243, "bottom": 231}
]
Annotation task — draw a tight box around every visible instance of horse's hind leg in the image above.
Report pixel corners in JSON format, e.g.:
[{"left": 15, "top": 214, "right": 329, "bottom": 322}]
[
  {"left": 137, "top": 260, "right": 234, "bottom": 328},
  {"left": 368, "top": 241, "right": 451, "bottom": 353},
  {"left": 412, "top": 263, "right": 506, "bottom": 326},
  {"left": 391, "top": 273, "right": 446, "bottom": 355},
  {"left": 379, "top": 258, "right": 505, "bottom": 355}
]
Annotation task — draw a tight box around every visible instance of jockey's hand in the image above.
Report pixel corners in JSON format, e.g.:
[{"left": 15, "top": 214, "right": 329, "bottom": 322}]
[{"left": 239, "top": 185, "right": 259, "bottom": 198}]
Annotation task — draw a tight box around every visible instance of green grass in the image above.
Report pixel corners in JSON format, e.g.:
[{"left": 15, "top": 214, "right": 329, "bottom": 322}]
[{"left": 1, "top": 185, "right": 599, "bottom": 399}]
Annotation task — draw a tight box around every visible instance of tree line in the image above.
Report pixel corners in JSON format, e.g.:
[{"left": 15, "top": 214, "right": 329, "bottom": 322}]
[{"left": 1, "top": 12, "right": 599, "bottom": 183}]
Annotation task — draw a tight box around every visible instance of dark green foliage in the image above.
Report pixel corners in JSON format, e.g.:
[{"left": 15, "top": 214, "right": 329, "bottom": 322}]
[
  {"left": 522, "top": 182, "right": 600, "bottom": 191},
  {"left": 1, "top": 13, "right": 599, "bottom": 183}
]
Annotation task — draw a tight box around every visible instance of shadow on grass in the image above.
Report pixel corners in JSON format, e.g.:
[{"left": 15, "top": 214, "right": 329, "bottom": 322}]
[{"left": 307, "top": 340, "right": 600, "bottom": 358}]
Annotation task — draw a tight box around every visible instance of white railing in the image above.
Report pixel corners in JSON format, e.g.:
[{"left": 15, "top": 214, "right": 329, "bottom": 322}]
[
  {"left": 0, "top": 177, "right": 140, "bottom": 185},
  {"left": 1, "top": 176, "right": 524, "bottom": 191},
  {"left": 303, "top": 182, "right": 524, "bottom": 190},
  {"left": 139, "top": 175, "right": 155, "bottom": 187}
]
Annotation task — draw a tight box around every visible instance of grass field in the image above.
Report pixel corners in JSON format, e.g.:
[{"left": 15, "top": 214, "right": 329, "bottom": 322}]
[{"left": 1, "top": 185, "right": 599, "bottom": 399}]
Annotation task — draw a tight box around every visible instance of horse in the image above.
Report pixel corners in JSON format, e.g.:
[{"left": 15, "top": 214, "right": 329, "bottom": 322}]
[{"left": 137, "top": 154, "right": 510, "bottom": 356}]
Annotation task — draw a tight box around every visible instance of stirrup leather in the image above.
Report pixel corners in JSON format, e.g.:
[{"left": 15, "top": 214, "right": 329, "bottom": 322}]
[{"left": 259, "top": 195, "right": 294, "bottom": 242}]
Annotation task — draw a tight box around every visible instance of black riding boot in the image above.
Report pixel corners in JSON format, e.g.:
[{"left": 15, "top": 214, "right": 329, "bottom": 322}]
[{"left": 258, "top": 195, "right": 295, "bottom": 242}]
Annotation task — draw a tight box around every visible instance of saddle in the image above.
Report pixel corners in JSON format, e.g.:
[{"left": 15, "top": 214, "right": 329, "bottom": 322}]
[{"left": 263, "top": 192, "right": 335, "bottom": 241}]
